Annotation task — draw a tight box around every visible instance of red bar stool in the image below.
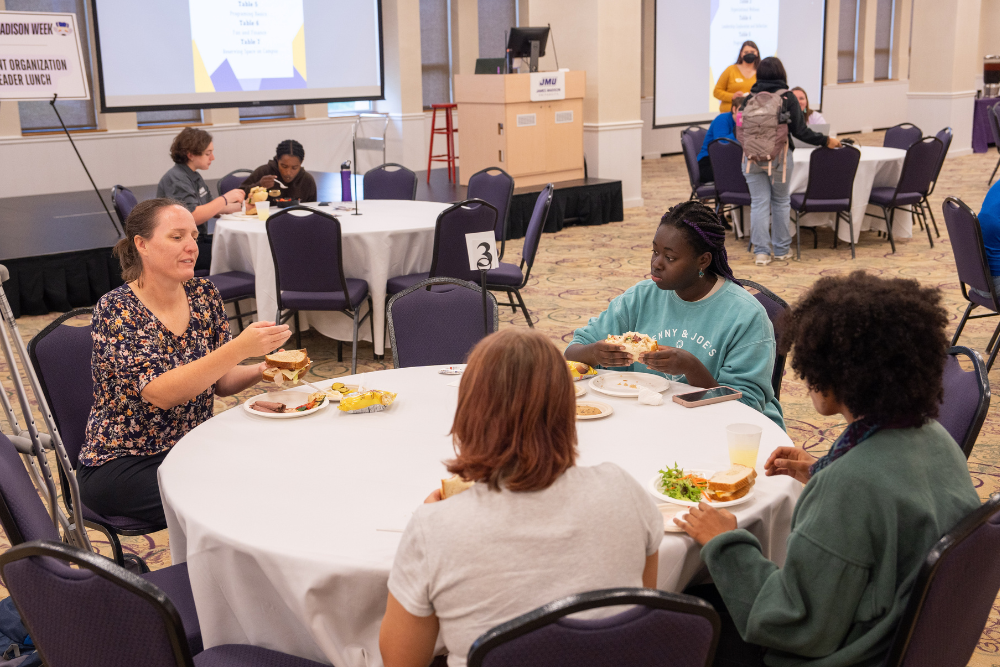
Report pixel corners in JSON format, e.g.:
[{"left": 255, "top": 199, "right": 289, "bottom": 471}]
[{"left": 427, "top": 103, "right": 458, "bottom": 183}]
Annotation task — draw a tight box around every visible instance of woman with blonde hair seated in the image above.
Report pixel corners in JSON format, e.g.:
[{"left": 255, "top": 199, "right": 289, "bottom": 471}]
[{"left": 380, "top": 328, "right": 663, "bottom": 667}]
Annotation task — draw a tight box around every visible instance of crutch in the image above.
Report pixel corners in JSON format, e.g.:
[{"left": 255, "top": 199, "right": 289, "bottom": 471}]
[{"left": 0, "top": 265, "right": 91, "bottom": 552}]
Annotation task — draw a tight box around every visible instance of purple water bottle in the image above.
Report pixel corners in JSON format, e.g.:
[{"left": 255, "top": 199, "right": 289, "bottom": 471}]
[{"left": 340, "top": 160, "right": 352, "bottom": 202}]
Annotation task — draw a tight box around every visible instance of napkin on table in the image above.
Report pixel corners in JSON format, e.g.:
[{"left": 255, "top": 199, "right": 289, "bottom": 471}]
[{"left": 638, "top": 387, "right": 664, "bottom": 406}]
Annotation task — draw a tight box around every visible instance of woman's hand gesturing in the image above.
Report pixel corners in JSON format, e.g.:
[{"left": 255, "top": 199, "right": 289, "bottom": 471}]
[
  {"left": 234, "top": 321, "right": 291, "bottom": 359},
  {"left": 764, "top": 447, "right": 815, "bottom": 484}
]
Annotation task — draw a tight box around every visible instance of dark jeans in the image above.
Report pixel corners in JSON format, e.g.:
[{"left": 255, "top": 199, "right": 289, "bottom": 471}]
[
  {"left": 699, "top": 156, "right": 715, "bottom": 184},
  {"left": 77, "top": 449, "right": 170, "bottom": 526},
  {"left": 685, "top": 584, "right": 766, "bottom": 667}
]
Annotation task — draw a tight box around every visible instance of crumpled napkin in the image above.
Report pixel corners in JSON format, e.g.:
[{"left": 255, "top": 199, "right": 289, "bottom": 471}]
[{"left": 638, "top": 387, "right": 664, "bottom": 406}]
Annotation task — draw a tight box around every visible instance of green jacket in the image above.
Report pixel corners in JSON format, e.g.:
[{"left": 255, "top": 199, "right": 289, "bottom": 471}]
[{"left": 702, "top": 421, "right": 980, "bottom": 667}]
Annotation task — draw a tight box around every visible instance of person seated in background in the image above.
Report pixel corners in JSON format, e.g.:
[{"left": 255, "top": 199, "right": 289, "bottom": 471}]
[
  {"left": 77, "top": 199, "right": 290, "bottom": 525},
  {"left": 972, "top": 179, "right": 1000, "bottom": 298},
  {"left": 678, "top": 271, "right": 979, "bottom": 667},
  {"left": 714, "top": 40, "right": 759, "bottom": 112},
  {"left": 380, "top": 328, "right": 662, "bottom": 667},
  {"left": 696, "top": 105, "right": 738, "bottom": 183},
  {"left": 241, "top": 139, "right": 317, "bottom": 203},
  {"left": 564, "top": 201, "right": 784, "bottom": 428},
  {"left": 157, "top": 127, "right": 245, "bottom": 272},
  {"left": 791, "top": 87, "right": 826, "bottom": 125}
]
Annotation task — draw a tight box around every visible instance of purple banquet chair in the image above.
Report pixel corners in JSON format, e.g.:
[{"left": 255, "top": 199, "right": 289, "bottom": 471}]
[
  {"left": 737, "top": 280, "right": 787, "bottom": 400},
  {"left": 467, "top": 587, "right": 720, "bottom": 667},
  {"left": 467, "top": 167, "right": 515, "bottom": 260},
  {"left": 867, "top": 137, "right": 944, "bottom": 252},
  {"left": 0, "top": 540, "right": 326, "bottom": 667},
  {"left": 681, "top": 126, "right": 716, "bottom": 204},
  {"left": 914, "top": 127, "right": 951, "bottom": 240},
  {"left": 882, "top": 493, "right": 1000, "bottom": 667},
  {"left": 28, "top": 309, "right": 165, "bottom": 572},
  {"left": 0, "top": 432, "right": 204, "bottom": 654},
  {"left": 938, "top": 346, "right": 990, "bottom": 459},
  {"left": 363, "top": 162, "right": 418, "bottom": 200},
  {"left": 707, "top": 138, "right": 751, "bottom": 238},
  {"left": 942, "top": 196, "right": 1000, "bottom": 371},
  {"left": 217, "top": 168, "right": 253, "bottom": 197},
  {"left": 111, "top": 184, "right": 138, "bottom": 227},
  {"left": 386, "top": 278, "right": 499, "bottom": 368},
  {"left": 989, "top": 104, "right": 1000, "bottom": 185},
  {"left": 789, "top": 145, "right": 861, "bottom": 260},
  {"left": 485, "top": 184, "right": 554, "bottom": 328},
  {"left": 883, "top": 122, "right": 922, "bottom": 150},
  {"left": 266, "top": 206, "right": 374, "bottom": 374}
]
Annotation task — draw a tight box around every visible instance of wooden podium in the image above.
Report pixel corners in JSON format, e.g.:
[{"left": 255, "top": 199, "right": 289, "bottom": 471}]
[{"left": 453, "top": 71, "right": 585, "bottom": 187}]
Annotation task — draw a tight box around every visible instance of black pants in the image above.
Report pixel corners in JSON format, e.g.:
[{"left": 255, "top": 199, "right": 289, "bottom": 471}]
[
  {"left": 699, "top": 156, "right": 715, "bottom": 184},
  {"left": 77, "top": 450, "right": 170, "bottom": 526},
  {"left": 685, "top": 584, "right": 766, "bottom": 667}
]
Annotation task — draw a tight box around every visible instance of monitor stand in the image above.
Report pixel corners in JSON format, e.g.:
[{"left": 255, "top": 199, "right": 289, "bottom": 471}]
[{"left": 529, "top": 40, "right": 540, "bottom": 72}]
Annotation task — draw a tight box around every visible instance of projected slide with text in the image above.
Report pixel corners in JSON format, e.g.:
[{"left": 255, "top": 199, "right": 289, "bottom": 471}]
[{"left": 708, "top": 0, "right": 778, "bottom": 112}]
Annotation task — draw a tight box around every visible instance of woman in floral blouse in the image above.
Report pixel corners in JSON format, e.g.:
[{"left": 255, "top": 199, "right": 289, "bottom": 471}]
[{"left": 78, "top": 198, "right": 291, "bottom": 525}]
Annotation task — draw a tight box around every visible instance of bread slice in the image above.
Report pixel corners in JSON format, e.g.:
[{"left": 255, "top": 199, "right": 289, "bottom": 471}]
[
  {"left": 265, "top": 349, "right": 310, "bottom": 370},
  {"left": 441, "top": 475, "right": 474, "bottom": 499},
  {"left": 706, "top": 485, "right": 752, "bottom": 502},
  {"left": 263, "top": 362, "right": 312, "bottom": 383},
  {"left": 708, "top": 465, "right": 757, "bottom": 494}
]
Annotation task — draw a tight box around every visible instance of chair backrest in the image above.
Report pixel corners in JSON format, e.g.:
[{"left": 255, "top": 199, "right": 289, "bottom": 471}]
[
  {"left": 941, "top": 196, "right": 999, "bottom": 310},
  {"left": 0, "top": 541, "right": 193, "bottom": 667},
  {"left": 266, "top": 207, "right": 352, "bottom": 305},
  {"left": 468, "top": 588, "right": 720, "bottom": 667},
  {"left": 707, "top": 138, "right": 750, "bottom": 197},
  {"left": 428, "top": 199, "right": 499, "bottom": 283},
  {"left": 989, "top": 104, "right": 1000, "bottom": 150},
  {"left": 803, "top": 145, "right": 861, "bottom": 205},
  {"left": 217, "top": 169, "right": 253, "bottom": 197},
  {"left": 0, "top": 433, "right": 60, "bottom": 545},
  {"left": 883, "top": 493, "right": 1000, "bottom": 667},
  {"left": 111, "top": 185, "right": 138, "bottom": 226},
  {"left": 467, "top": 167, "right": 515, "bottom": 244},
  {"left": 883, "top": 123, "right": 923, "bottom": 150},
  {"left": 521, "top": 184, "right": 555, "bottom": 272},
  {"left": 938, "top": 346, "right": 990, "bottom": 459},
  {"left": 27, "top": 309, "right": 95, "bottom": 471},
  {"left": 895, "top": 137, "right": 944, "bottom": 197},
  {"left": 387, "top": 278, "right": 499, "bottom": 368},
  {"left": 363, "top": 163, "right": 418, "bottom": 200},
  {"left": 681, "top": 126, "right": 708, "bottom": 188},
  {"left": 738, "top": 280, "right": 787, "bottom": 400}
]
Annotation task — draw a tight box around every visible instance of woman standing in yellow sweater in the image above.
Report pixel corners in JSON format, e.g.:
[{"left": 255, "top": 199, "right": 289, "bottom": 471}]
[{"left": 714, "top": 40, "right": 759, "bottom": 112}]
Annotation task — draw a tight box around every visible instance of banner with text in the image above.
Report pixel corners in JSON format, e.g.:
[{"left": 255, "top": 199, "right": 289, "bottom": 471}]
[{"left": 0, "top": 10, "right": 89, "bottom": 101}]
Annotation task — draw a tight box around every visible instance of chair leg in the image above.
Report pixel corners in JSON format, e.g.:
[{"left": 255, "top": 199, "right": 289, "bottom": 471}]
[
  {"left": 338, "top": 341, "right": 343, "bottom": 362},
  {"left": 989, "top": 156, "right": 1000, "bottom": 185},
  {"left": 795, "top": 212, "right": 801, "bottom": 260},
  {"left": 811, "top": 227, "right": 818, "bottom": 249},
  {"left": 952, "top": 303, "right": 976, "bottom": 346},
  {"left": 426, "top": 108, "right": 437, "bottom": 183},
  {"left": 920, "top": 204, "right": 934, "bottom": 248},
  {"left": 847, "top": 212, "right": 856, "bottom": 260},
  {"left": 367, "top": 297, "right": 376, "bottom": 359},
  {"left": 351, "top": 309, "right": 361, "bottom": 375},
  {"left": 885, "top": 207, "right": 896, "bottom": 253},
  {"left": 294, "top": 311, "right": 302, "bottom": 349},
  {"left": 508, "top": 290, "right": 517, "bottom": 313},
  {"left": 924, "top": 197, "right": 940, "bottom": 238},
  {"left": 987, "top": 322, "right": 1000, "bottom": 371},
  {"left": 512, "top": 288, "right": 532, "bottom": 328},
  {"left": 233, "top": 300, "right": 245, "bottom": 333},
  {"left": 987, "top": 319, "right": 1000, "bottom": 355}
]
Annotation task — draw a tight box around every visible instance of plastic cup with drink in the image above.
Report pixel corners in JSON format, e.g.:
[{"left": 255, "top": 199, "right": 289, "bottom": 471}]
[
  {"left": 255, "top": 200, "right": 271, "bottom": 221},
  {"left": 726, "top": 423, "right": 762, "bottom": 468}
]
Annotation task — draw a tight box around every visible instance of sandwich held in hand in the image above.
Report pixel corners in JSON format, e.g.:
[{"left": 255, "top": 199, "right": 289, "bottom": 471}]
[
  {"left": 706, "top": 464, "right": 756, "bottom": 502},
  {"left": 606, "top": 332, "right": 658, "bottom": 360},
  {"left": 263, "top": 349, "right": 312, "bottom": 385},
  {"left": 246, "top": 186, "right": 269, "bottom": 215},
  {"left": 440, "top": 475, "right": 474, "bottom": 499}
]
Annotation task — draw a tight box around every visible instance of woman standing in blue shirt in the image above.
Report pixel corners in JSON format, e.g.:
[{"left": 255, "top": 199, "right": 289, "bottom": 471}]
[{"left": 564, "top": 201, "right": 783, "bottom": 427}]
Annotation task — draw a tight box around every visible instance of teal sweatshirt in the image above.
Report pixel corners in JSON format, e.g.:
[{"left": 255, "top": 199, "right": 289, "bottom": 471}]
[
  {"left": 571, "top": 279, "right": 784, "bottom": 428},
  {"left": 702, "top": 422, "right": 980, "bottom": 667}
]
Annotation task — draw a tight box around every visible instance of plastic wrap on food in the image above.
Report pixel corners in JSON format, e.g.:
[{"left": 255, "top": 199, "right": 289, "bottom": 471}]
[
  {"left": 567, "top": 360, "right": 597, "bottom": 381},
  {"left": 338, "top": 389, "right": 397, "bottom": 413}
]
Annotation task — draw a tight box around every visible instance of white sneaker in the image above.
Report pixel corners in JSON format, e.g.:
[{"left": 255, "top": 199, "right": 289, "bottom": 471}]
[
  {"left": 773, "top": 253, "right": 790, "bottom": 262},
  {"left": 755, "top": 254, "right": 772, "bottom": 266}
]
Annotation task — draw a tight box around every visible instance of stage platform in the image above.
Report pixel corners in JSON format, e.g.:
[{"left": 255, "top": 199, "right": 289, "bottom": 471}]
[{"left": 1, "top": 168, "right": 622, "bottom": 317}]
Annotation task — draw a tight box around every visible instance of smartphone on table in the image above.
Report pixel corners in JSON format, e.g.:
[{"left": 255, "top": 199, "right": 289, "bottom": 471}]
[{"left": 672, "top": 386, "right": 742, "bottom": 408}]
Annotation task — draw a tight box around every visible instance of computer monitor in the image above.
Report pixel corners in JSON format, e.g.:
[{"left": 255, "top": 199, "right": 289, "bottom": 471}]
[{"left": 507, "top": 26, "right": 549, "bottom": 72}]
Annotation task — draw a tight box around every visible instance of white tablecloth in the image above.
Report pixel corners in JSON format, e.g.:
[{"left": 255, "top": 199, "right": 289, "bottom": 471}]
[
  {"left": 159, "top": 367, "right": 801, "bottom": 667},
  {"left": 210, "top": 201, "right": 450, "bottom": 355},
  {"left": 789, "top": 146, "right": 912, "bottom": 244}
]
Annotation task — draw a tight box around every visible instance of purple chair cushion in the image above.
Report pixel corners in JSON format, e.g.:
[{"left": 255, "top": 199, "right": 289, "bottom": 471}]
[
  {"left": 81, "top": 502, "right": 163, "bottom": 533},
  {"left": 869, "top": 187, "right": 923, "bottom": 207},
  {"left": 387, "top": 273, "right": 430, "bottom": 296},
  {"left": 708, "top": 139, "right": 750, "bottom": 206},
  {"left": 218, "top": 172, "right": 251, "bottom": 196},
  {"left": 142, "top": 562, "right": 203, "bottom": 654},
  {"left": 207, "top": 272, "right": 255, "bottom": 301},
  {"left": 485, "top": 262, "right": 524, "bottom": 287},
  {"left": 280, "top": 279, "right": 369, "bottom": 311},
  {"left": 695, "top": 183, "right": 716, "bottom": 199},
  {"left": 0, "top": 433, "right": 60, "bottom": 544},
  {"left": 194, "top": 644, "right": 328, "bottom": 666},
  {"left": 790, "top": 193, "right": 851, "bottom": 213}
]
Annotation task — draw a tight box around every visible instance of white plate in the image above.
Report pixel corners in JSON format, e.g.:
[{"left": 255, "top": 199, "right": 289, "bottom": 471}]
[
  {"left": 575, "top": 401, "right": 613, "bottom": 420},
  {"left": 243, "top": 391, "right": 329, "bottom": 419},
  {"left": 574, "top": 383, "right": 586, "bottom": 397},
  {"left": 648, "top": 470, "right": 756, "bottom": 508},
  {"left": 324, "top": 385, "right": 359, "bottom": 402},
  {"left": 589, "top": 372, "right": 669, "bottom": 398}
]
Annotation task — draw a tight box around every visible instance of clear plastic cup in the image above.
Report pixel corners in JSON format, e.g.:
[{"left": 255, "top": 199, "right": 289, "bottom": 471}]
[
  {"left": 255, "top": 200, "right": 271, "bottom": 221},
  {"left": 726, "top": 423, "right": 762, "bottom": 468}
]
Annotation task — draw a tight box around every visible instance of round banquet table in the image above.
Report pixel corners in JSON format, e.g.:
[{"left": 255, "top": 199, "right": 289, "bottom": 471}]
[
  {"left": 210, "top": 200, "right": 451, "bottom": 356},
  {"left": 159, "top": 367, "right": 801, "bottom": 667},
  {"left": 789, "top": 145, "right": 912, "bottom": 244}
]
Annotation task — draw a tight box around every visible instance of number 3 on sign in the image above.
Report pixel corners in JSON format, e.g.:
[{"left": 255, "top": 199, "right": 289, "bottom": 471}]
[{"left": 465, "top": 231, "right": 500, "bottom": 271}]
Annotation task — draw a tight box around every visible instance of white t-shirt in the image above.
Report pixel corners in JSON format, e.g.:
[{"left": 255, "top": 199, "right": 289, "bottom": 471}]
[{"left": 387, "top": 462, "right": 663, "bottom": 667}]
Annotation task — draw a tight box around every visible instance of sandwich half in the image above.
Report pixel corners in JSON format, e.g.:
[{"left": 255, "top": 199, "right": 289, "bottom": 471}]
[
  {"left": 263, "top": 349, "right": 311, "bottom": 383},
  {"left": 706, "top": 465, "right": 756, "bottom": 502},
  {"left": 441, "top": 475, "right": 474, "bottom": 499},
  {"left": 606, "top": 332, "right": 658, "bottom": 359}
]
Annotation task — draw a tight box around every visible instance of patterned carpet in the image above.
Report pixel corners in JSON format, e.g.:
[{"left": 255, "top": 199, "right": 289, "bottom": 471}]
[{"left": 4, "top": 130, "right": 1000, "bottom": 664}]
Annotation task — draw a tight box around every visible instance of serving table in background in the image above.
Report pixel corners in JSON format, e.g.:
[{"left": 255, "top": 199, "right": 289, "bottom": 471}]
[
  {"left": 210, "top": 200, "right": 450, "bottom": 355},
  {"left": 790, "top": 146, "right": 912, "bottom": 244},
  {"left": 159, "top": 367, "right": 801, "bottom": 667}
]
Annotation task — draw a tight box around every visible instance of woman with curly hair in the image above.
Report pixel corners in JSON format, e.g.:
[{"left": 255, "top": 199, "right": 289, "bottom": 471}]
[
  {"left": 565, "top": 200, "right": 783, "bottom": 427},
  {"left": 678, "top": 272, "right": 979, "bottom": 667}
]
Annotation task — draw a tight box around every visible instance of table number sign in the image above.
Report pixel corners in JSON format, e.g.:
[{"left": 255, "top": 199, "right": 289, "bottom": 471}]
[{"left": 465, "top": 231, "right": 500, "bottom": 271}]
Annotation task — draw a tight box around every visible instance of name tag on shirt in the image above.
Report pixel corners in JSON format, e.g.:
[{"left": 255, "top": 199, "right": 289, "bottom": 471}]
[{"left": 735, "top": 78, "right": 744, "bottom": 83}]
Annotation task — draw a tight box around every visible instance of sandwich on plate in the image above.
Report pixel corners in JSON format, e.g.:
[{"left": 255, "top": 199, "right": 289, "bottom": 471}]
[
  {"left": 706, "top": 465, "right": 756, "bottom": 502},
  {"left": 263, "top": 348, "right": 312, "bottom": 384},
  {"left": 606, "top": 332, "right": 658, "bottom": 359}
]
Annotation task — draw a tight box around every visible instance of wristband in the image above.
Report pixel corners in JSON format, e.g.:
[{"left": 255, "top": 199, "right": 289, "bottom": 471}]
[{"left": 221, "top": 195, "right": 229, "bottom": 206}]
